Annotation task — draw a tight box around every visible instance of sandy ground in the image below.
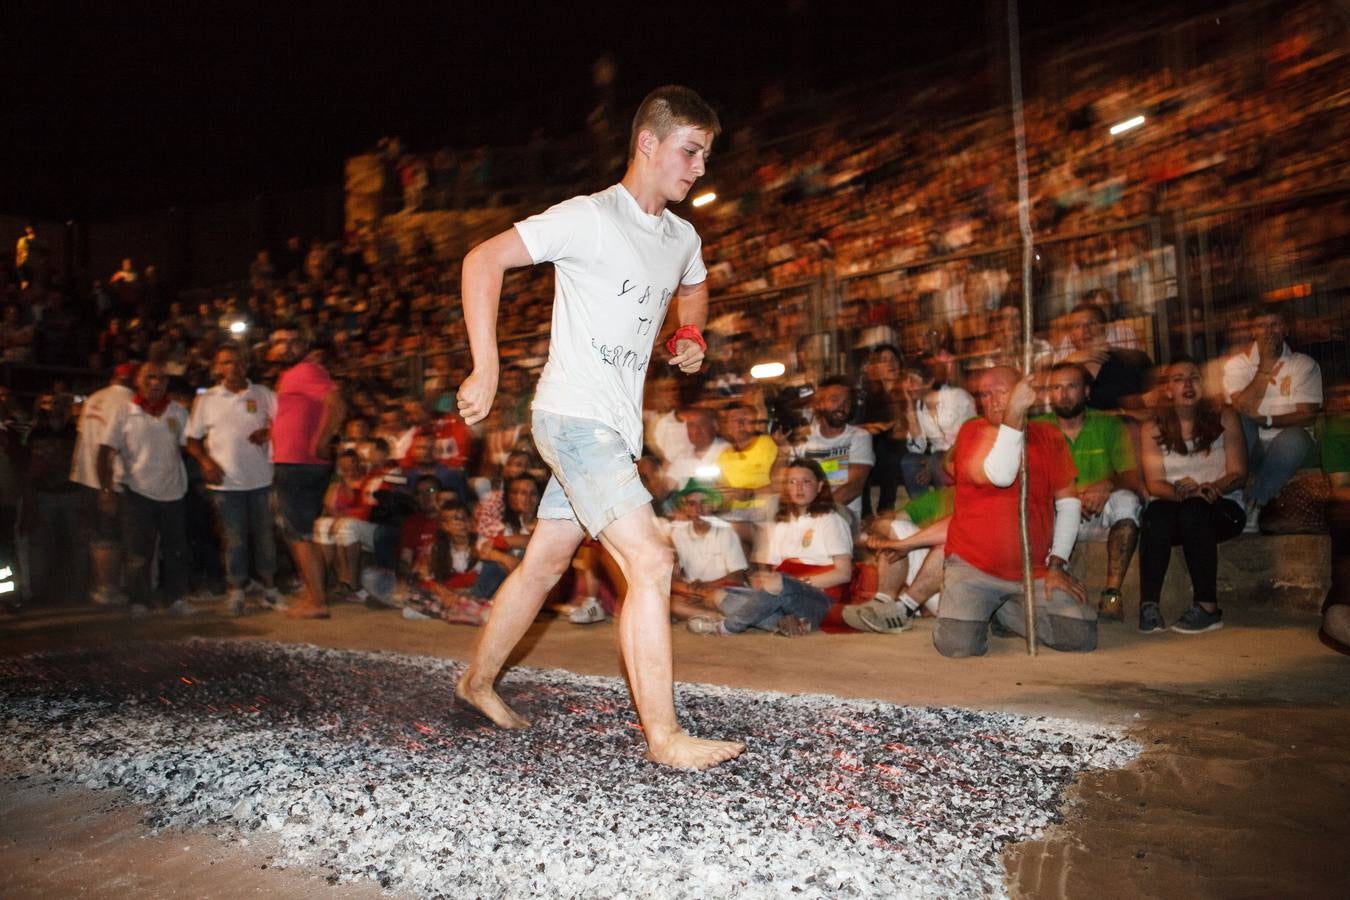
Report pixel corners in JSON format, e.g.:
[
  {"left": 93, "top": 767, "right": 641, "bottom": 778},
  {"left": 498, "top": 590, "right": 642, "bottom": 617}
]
[{"left": 3, "top": 598, "right": 1349, "bottom": 898}]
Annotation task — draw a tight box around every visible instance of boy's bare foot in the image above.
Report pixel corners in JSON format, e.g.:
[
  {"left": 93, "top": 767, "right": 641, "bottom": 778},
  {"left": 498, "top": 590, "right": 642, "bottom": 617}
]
[
  {"left": 645, "top": 729, "right": 745, "bottom": 770},
  {"left": 454, "top": 671, "right": 530, "bottom": 729}
]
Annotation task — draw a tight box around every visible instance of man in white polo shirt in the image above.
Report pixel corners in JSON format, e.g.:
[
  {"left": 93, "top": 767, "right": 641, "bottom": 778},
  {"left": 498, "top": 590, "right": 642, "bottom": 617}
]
[
  {"left": 186, "top": 346, "right": 280, "bottom": 616},
  {"left": 96, "top": 361, "right": 195, "bottom": 617},
  {"left": 1223, "top": 304, "right": 1322, "bottom": 529}
]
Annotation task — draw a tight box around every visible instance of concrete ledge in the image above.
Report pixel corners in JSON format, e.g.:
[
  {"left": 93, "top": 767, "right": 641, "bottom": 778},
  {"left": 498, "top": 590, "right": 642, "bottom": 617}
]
[{"left": 1071, "top": 533, "right": 1329, "bottom": 618}]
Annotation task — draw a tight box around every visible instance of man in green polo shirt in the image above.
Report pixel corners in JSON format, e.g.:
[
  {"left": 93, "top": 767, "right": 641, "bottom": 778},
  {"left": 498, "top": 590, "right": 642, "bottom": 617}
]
[{"left": 1039, "top": 362, "right": 1144, "bottom": 620}]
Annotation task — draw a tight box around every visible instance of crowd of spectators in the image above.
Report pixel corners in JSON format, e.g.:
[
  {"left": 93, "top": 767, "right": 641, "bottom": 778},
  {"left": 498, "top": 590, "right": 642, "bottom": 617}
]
[{"left": 0, "top": 1, "right": 1346, "bottom": 649}]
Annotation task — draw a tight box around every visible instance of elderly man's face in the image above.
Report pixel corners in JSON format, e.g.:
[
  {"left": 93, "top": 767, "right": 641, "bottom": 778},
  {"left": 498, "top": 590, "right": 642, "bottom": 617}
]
[
  {"left": 975, "top": 369, "right": 1017, "bottom": 425},
  {"left": 136, "top": 364, "right": 167, "bottom": 402}
]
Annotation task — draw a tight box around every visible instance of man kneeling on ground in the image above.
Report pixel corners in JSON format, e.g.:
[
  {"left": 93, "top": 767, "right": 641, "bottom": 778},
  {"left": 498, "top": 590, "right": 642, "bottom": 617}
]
[{"left": 934, "top": 366, "right": 1097, "bottom": 657}]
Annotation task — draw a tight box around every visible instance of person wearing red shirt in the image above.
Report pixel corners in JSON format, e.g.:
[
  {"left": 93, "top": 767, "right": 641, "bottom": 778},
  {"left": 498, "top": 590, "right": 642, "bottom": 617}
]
[
  {"left": 271, "top": 324, "right": 345, "bottom": 619},
  {"left": 935, "top": 366, "right": 1097, "bottom": 657}
]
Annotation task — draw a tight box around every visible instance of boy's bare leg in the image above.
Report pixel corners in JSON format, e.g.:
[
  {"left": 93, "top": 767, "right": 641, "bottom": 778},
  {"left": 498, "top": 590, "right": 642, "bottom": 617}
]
[
  {"left": 456, "top": 518, "right": 585, "bottom": 728},
  {"left": 598, "top": 505, "right": 745, "bottom": 770}
]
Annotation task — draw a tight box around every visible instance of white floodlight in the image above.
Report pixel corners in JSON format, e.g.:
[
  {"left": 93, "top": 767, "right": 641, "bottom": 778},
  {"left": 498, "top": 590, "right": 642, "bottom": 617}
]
[
  {"left": 229, "top": 320, "right": 248, "bottom": 335},
  {"left": 691, "top": 191, "right": 716, "bottom": 208},
  {"left": 1109, "top": 115, "right": 1145, "bottom": 136},
  {"left": 750, "top": 362, "right": 786, "bottom": 380}
]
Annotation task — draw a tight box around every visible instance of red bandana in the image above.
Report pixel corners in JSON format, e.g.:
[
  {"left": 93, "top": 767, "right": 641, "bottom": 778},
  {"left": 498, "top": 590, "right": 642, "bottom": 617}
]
[{"left": 133, "top": 393, "right": 170, "bottom": 417}]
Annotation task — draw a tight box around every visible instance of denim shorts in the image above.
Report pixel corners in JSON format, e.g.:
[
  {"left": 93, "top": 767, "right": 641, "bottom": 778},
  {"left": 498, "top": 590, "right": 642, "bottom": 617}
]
[
  {"left": 531, "top": 410, "right": 652, "bottom": 539},
  {"left": 273, "top": 463, "right": 332, "bottom": 542}
]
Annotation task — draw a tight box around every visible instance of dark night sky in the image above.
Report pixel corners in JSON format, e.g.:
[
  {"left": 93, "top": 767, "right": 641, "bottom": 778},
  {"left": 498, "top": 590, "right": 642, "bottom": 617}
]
[{"left": 3, "top": 0, "right": 1221, "bottom": 220}]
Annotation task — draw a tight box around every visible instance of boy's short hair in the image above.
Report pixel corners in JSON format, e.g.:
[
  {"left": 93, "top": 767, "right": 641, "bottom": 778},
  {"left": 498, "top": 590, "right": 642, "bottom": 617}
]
[{"left": 628, "top": 85, "right": 721, "bottom": 159}]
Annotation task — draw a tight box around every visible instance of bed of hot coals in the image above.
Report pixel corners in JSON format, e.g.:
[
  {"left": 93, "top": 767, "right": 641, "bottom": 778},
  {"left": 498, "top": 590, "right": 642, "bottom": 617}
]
[{"left": 0, "top": 640, "right": 1137, "bottom": 898}]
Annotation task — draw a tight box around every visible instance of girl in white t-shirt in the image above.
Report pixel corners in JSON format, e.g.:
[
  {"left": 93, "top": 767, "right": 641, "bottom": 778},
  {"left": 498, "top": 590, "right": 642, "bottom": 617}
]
[{"left": 690, "top": 459, "right": 853, "bottom": 637}]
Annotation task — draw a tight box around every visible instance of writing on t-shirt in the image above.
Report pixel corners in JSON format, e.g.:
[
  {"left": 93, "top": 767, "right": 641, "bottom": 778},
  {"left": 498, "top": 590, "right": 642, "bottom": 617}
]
[{"left": 592, "top": 338, "right": 649, "bottom": 372}]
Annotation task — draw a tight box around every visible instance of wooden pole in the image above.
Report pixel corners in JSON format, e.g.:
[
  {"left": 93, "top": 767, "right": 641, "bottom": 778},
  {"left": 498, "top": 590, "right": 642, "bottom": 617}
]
[{"left": 1007, "top": 0, "right": 1037, "bottom": 656}]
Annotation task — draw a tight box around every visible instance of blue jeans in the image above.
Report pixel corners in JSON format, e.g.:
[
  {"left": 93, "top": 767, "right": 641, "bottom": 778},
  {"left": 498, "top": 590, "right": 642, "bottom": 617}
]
[
  {"left": 718, "top": 576, "right": 833, "bottom": 633},
  {"left": 1242, "top": 416, "right": 1314, "bottom": 507},
  {"left": 469, "top": 561, "right": 508, "bottom": 599},
  {"left": 211, "top": 487, "right": 277, "bottom": 588}
]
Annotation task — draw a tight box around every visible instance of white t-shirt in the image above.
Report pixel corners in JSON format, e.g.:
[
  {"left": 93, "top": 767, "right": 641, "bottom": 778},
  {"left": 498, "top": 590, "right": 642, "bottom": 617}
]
[
  {"left": 1221, "top": 342, "right": 1322, "bottom": 444},
  {"left": 98, "top": 400, "right": 189, "bottom": 502},
  {"left": 516, "top": 184, "right": 708, "bottom": 458},
  {"left": 660, "top": 517, "right": 748, "bottom": 583},
  {"left": 646, "top": 409, "right": 694, "bottom": 462},
  {"left": 757, "top": 511, "right": 852, "bottom": 567},
  {"left": 186, "top": 382, "right": 277, "bottom": 491},
  {"left": 798, "top": 421, "right": 875, "bottom": 517},
  {"left": 70, "top": 383, "right": 133, "bottom": 490},
  {"left": 665, "top": 438, "right": 731, "bottom": 489},
  {"left": 910, "top": 385, "right": 977, "bottom": 453}
]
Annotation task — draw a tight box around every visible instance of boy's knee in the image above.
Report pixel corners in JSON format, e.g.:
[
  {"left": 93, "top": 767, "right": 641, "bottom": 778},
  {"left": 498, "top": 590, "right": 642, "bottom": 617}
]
[{"left": 933, "top": 618, "right": 988, "bottom": 658}]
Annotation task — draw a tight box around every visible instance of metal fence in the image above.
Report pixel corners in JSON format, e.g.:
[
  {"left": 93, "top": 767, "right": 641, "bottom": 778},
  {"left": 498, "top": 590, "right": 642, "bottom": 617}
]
[{"left": 6, "top": 185, "right": 1348, "bottom": 403}]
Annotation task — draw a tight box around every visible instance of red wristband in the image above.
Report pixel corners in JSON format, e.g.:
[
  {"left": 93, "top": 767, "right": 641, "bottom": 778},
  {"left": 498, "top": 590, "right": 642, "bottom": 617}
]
[{"left": 665, "top": 324, "right": 707, "bottom": 355}]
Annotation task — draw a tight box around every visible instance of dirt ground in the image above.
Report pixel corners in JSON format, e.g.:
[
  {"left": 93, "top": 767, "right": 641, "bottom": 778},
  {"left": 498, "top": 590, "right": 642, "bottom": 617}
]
[{"left": 3, "top": 598, "right": 1348, "bottom": 898}]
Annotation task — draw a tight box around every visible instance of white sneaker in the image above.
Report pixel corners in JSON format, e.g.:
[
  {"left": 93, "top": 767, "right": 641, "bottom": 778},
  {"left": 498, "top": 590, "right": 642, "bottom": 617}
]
[
  {"left": 402, "top": 606, "right": 431, "bottom": 620},
  {"left": 261, "top": 587, "right": 288, "bottom": 611},
  {"left": 687, "top": 615, "right": 728, "bottom": 635},
  {"left": 169, "top": 598, "right": 201, "bottom": 618},
  {"left": 569, "top": 597, "right": 606, "bottom": 624},
  {"left": 225, "top": 589, "right": 246, "bottom": 618}
]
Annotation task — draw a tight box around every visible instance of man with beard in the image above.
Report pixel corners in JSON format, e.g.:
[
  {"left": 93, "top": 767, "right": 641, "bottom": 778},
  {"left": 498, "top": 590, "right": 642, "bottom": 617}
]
[
  {"left": 796, "top": 376, "right": 874, "bottom": 524},
  {"left": 1036, "top": 362, "right": 1142, "bottom": 621},
  {"left": 271, "top": 324, "right": 345, "bottom": 619}
]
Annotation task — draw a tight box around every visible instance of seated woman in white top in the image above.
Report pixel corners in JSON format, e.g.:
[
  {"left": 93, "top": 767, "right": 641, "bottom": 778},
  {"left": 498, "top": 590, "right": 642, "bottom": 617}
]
[
  {"left": 1138, "top": 358, "right": 1247, "bottom": 636},
  {"left": 688, "top": 458, "right": 852, "bottom": 637}
]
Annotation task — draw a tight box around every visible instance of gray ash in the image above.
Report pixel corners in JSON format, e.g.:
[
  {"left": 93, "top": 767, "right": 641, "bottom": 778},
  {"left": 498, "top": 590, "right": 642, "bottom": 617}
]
[{"left": 1, "top": 640, "right": 1137, "bottom": 898}]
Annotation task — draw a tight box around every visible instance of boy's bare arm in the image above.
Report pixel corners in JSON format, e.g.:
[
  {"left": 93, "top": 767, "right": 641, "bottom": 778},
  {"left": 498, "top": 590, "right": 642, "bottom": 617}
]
[
  {"left": 669, "top": 280, "right": 709, "bottom": 374},
  {"left": 457, "top": 228, "right": 535, "bottom": 425}
]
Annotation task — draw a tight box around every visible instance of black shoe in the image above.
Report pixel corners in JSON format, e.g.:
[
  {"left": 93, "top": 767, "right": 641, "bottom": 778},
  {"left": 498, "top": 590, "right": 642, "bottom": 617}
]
[
  {"left": 1138, "top": 603, "right": 1166, "bottom": 634},
  {"left": 1098, "top": 588, "right": 1124, "bottom": 622},
  {"left": 1171, "top": 604, "right": 1223, "bottom": 634}
]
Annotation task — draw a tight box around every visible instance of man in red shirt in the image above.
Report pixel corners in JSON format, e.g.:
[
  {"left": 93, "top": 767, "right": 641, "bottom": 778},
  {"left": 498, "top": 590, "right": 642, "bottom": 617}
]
[
  {"left": 271, "top": 324, "right": 345, "bottom": 619},
  {"left": 935, "top": 366, "right": 1096, "bottom": 656}
]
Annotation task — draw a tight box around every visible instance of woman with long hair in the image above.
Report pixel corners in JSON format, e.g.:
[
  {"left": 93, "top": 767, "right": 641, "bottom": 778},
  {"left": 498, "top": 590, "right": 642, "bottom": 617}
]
[
  {"left": 403, "top": 501, "right": 506, "bottom": 625},
  {"left": 688, "top": 458, "right": 852, "bottom": 637},
  {"left": 1138, "top": 357, "right": 1247, "bottom": 634}
]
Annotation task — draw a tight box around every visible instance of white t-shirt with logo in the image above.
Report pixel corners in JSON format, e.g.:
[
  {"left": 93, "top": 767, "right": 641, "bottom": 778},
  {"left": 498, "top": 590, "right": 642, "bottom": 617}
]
[
  {"left": 659, "top": 517, "right": 748, "bottom": 584},
  {"left": 516, "top": 183, "right": 708, "bottom": 459},
  {"left": 186, "top": 382, "right": 277, "bottom": 491},
  {"left": 71, "top": 383, "right": 132, "bottom": 490},
  {"left": 97, "top": 400, "right": 189, "bottom": 502},
  {"left": 757, "top": 511, "right": 852, "bottom": 567},
  {"left": 1221, "top": 341, "right": 1322, "bottom": 444},
  {"left": 798, "top": 421, "right": 875, "bottom": 518}
]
